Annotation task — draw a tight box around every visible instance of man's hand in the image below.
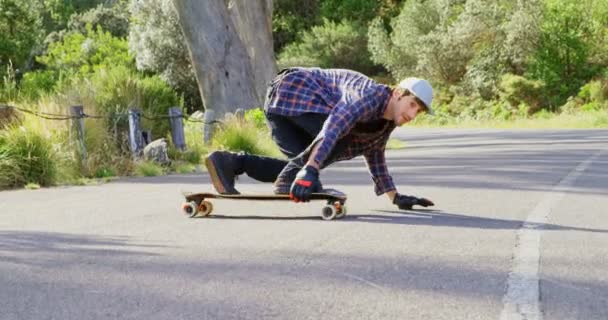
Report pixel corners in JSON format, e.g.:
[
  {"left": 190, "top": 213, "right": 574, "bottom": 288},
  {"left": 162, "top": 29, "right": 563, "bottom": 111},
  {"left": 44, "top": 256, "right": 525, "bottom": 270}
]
[
  {"left": 393, "top": 193, "right": 434, "bottom": 210},
  {"left": 290, "top": 166, "right": 322, "bottom": 202}
]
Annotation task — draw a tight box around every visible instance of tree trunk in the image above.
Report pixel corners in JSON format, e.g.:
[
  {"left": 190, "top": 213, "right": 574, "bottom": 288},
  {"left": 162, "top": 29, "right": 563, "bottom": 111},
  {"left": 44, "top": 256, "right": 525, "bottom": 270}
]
[
  {"left": 172, "top": 0, "right": 276, "bottom": 118},
  {"left": 172, "top": 0, "right": 259, "bottom": 117},
  {"left": 227, "top": 0, "right": 277, "bottom": 103}
]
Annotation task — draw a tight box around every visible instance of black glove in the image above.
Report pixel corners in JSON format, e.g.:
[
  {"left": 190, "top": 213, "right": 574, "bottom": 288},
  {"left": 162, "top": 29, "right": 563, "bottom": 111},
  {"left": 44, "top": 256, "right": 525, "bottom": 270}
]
[
  {"left": 393, "top": 193, "right": 434, "bottom": 210},
  {"left": 290, "top": 165, "right": 322, "bottom": 202}
]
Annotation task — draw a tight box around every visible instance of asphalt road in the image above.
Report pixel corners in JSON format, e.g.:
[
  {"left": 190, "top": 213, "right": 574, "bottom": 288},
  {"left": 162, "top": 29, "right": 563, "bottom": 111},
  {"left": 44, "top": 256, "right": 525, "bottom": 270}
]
[{"left": 1, "top": 128, "right": 607, "bottom": 320}]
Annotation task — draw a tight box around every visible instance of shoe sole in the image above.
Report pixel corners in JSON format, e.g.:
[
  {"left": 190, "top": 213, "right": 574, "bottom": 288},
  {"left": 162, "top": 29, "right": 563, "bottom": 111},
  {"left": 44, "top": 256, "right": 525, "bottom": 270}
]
[{"left": 205, "top": 156, "right": 226, "bottom": 194}]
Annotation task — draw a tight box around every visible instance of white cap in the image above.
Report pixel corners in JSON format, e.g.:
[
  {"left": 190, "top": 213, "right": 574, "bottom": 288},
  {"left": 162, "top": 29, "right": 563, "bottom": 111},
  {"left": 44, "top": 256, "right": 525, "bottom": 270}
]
[{"left": 397, "top": 77, "right": 434, "bottom": 115}]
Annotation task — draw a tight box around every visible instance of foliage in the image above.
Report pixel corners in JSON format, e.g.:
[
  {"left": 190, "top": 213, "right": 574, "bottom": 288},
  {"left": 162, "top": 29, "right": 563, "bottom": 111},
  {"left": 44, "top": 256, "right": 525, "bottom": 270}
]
[
  {"left": 498, "top": 74, "right": 546, "bottom": 114},
  {"left": 134, "top": 160, "right": 165, "bottom": 176},
  {"left": 527, "top": 0, "right": 608, "bottom": 107},
  {"left": 320, "top": 0, "right": 384, "bottom": 24},
  {"left": 273, "top": 0, "right": 402, "bottom": 53},
  {"left": 211, "top": 117, "right": 282, "bottom": 158},
  {"left": 76, "top": 114, "right": 133, "bottom": 178},
  {"left": 0, "top": 143, "right": 21, "bottom": 188},
  {"left": 278, "top": 19, "right": 379, "bottom": 74},
  {"left": 87, "top": 65, "right": 179, "bottom": 139},
  {"left": 173, "top": 119, "right": 208, "bottom": 165},
  {"left": 500, "top": 0, "right": 542, "bottom": 75},
  {"left": 68, "top": 3, "right": 130, "bottom": 38},
  {"left": 244, "top": 108, "right": 267, "bottom": 129},
  {"left": 578, "top": 79, "right": 608, "bottom": 105},
  {"left": 38, "top": 0, "right": 108, "bottom": 32},
  {"left": 19, "top": 70, "right": 59, "bottom": 100},
  {"left": 0, "top": 62, "right": 20, "bottom": 102},
  {"left": 0, "top": 0, "right": 44, "bottom": 76},
  {"left": 38, "top": 25, "right": 134, "bottom": 79},
  {"left": 273, "top": 0, "right": 320, "bottom": 52},
  {"left": 128, "top": 0, "right": 201, "bottom": 112},
  {"left": 368, "top": 0, "right": 543, "bottom": 97},
  {"left": 0, "top": 125, "right": 58, "bottom": 188},
  {"left": 172, "top": 162, "right": 196, "bottom": 174}
]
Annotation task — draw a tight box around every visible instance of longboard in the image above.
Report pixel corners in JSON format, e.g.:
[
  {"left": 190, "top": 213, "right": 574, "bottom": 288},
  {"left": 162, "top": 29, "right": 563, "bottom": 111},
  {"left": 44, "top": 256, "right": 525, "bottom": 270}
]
[{"left": 181, "top": 189, "right": 347, "bottom": 220}]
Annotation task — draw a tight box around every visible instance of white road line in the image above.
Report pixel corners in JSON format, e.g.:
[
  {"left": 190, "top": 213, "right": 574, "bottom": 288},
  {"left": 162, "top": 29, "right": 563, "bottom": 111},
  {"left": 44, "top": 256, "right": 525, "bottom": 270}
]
[{"left": 500, "top": 149, "right": 605, "bottom": 320}]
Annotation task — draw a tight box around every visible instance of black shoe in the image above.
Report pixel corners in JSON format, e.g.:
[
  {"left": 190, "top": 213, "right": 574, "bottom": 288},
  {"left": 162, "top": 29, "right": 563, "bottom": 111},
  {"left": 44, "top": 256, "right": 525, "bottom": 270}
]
[{"left": 205, "top": 151, "right": 241, "bottom": 194}]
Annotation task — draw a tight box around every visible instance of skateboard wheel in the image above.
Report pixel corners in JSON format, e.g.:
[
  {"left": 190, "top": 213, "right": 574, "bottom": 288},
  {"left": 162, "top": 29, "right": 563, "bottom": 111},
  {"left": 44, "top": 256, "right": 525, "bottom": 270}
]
[
  {"left": 321, "top": 205, "right": 337, "bottom": 220},
  {"left": 182, "top": 201, "right": 198, "bottom": 218},
  {"left": 198, "top": 200, "right": 214, "bottom": 217},
  {"left": 336, "top": 205, "right": 347, "bottom": 219}
]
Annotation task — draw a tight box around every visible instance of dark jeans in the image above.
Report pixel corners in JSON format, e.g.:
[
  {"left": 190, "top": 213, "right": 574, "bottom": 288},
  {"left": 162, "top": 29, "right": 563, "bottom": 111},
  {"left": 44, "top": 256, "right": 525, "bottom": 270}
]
[{"left": 240, "top": 112, "right": 328, "bottom": 183}]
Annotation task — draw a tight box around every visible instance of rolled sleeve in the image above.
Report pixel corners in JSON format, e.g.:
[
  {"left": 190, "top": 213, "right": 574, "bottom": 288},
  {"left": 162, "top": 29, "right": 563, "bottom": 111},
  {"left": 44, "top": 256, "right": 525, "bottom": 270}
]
[{"left": 364, "top": 148, "right": 396, "bottom": 195}]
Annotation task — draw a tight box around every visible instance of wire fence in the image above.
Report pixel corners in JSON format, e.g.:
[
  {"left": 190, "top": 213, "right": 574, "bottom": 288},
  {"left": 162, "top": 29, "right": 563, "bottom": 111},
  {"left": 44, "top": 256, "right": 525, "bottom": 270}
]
[
  {"left": 0, "top": 104, "right": 222, "bottom": 157},
  {"left": 0, "top": 104, "right": 223, "bottom": 124}
]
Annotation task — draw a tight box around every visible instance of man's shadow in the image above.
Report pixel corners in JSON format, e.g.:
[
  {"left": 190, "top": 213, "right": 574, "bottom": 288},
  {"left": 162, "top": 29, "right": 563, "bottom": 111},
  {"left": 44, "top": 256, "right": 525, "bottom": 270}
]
[{"left": 198, "top": 209, "right": 608, "bottom": 234}]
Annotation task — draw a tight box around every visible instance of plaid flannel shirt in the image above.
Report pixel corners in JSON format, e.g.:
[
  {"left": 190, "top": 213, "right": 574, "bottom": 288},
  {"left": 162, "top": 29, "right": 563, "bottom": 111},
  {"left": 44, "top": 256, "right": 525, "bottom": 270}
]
[{"left": 265, "top": 68, "right": 397, "bottom": 195}]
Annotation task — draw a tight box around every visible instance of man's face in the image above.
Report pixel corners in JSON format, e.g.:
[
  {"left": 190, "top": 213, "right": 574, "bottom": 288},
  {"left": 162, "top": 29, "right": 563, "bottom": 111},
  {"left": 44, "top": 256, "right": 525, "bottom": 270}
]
[{"left": 393, "top": 93, "right": 424, "bottom": 126}]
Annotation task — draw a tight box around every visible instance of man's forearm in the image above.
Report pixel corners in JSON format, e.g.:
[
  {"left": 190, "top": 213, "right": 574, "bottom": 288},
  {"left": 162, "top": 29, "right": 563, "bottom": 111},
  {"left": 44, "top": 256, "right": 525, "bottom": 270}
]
[{"left": 305, "top": 139, "right": 323, "bottom": 169}]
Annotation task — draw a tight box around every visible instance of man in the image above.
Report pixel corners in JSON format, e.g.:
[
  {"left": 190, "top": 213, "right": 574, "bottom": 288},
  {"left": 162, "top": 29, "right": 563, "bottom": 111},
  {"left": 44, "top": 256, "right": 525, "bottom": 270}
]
[{"left": 205, "top": 67, "right": 434, "bottom": 210}]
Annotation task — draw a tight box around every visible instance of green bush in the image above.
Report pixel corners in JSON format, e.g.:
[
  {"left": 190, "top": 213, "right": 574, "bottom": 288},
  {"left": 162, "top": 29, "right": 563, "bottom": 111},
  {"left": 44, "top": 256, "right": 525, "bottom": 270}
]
[
  {"left": 0, "top": 62, "right": 21, "bottom": 102},
  {"left": 0, "top": 0, "right": 44, "bottom": 77},
  {"left": 68, "top": 3, "right": 130, "bottom": 38},
  {"left": 498, "top": 74, "right": 546, "bottom": 113},
  {"left": 134, "top": 161, "right": 164, "bottom": 177},
  {"left": 212, "top": 117, "right": 281, "bottom": 158},
  {"left": 526, "top": 0, "right": 608, "bottom": 106},
  {"left": 578, "top": 79, "right": 608, "bottom": 104},
  {"left": 0, "top": 146, "right": 22, "bottom": 188},
  {"left": 0, "top": 126, "right": 58, "bottom": 188},
  {"left": 244, "top": 108, "right": 266, "bottom": 129},
  {"left": 19, "top": 70, "right": 59, "bottom": 100},
  {"left": 168, "top": 146, "right": 203, "bottom": 165},
  {"left": 38, "top": 24, "right": 133, "bottom": 79},
  {"left": 320, "top": 0, "right": 383, "bottom": 24},
  {"left": 87, "top": 65, "right": 179, "bottom": 139},
  {"left": 278, "top": 19, "right": 379, "bottom": 74},
  {"left": 272, "top": 0, "right": 320, "bottom": 52},
  {"left": 175, "top": 120, "right": 208, "bottom": 164},
  {"left": 94, "top": 166, "right": 116, "bottom": 178}
]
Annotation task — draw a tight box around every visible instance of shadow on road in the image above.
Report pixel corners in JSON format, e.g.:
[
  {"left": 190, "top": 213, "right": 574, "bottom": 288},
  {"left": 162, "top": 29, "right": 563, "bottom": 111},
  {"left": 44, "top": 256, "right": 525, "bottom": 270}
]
[
  {"left": 196, "top": 209, "right": 608, "bottom": 234},
  {"left": 0, "top": 231, "right": 170, "bottom": 267}
]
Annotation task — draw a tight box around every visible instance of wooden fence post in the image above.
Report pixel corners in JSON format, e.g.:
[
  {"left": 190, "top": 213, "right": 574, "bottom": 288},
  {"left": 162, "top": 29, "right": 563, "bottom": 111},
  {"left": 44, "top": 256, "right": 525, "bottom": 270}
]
[
  {"left": 69, "top": 105, "right": 87, "bottom": 160},
  {"left": 128, "top": 108, "right": 144, "bottom": 157},
  {"left": 203, "top": 109, "right": 216, "bottom": 144},
  {"left": 169, "top": 107, "right": 186, "bottom": 151}
]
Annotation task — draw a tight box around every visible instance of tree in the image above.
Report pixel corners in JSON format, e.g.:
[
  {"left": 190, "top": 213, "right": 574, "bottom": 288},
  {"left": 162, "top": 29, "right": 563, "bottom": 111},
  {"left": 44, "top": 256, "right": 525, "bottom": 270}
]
[
  {"left": 129, "top": 0, "right": 201, "bottom": 111},
  {"left": 278, "top": 19, "right": 379, "bottom": 74},
  {"left": 171, "top": 0, "right": 277, "bottom": 117},
  {"left": 527, "top": 0, "right": 602, "bottom": 107},
  {"left": 226, "top": 0, "right": 278, "bottom": 104},
  {"left": 0, "top": 0, "right": 44, "bottom": 75},
  {"left": 273, "top": 0, "right": 319, "bottom": 52}
]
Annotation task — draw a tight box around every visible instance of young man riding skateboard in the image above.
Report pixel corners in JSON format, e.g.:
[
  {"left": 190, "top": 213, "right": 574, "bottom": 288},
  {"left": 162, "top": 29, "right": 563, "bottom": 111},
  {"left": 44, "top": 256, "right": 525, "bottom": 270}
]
[{"left": 205, "top": 67, "right": 434, "bottom": 210}]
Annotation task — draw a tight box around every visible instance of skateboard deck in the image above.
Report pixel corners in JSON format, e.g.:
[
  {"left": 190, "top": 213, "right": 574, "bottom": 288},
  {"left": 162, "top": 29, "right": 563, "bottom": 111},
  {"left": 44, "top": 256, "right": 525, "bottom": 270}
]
[{"left": 181, "top": 189, "right": 347, "bottom": 220}]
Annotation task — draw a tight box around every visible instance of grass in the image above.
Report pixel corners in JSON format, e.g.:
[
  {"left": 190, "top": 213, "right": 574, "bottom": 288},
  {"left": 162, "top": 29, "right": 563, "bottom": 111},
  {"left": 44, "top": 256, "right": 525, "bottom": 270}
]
[
  {"left": 0, "top": 123, "right": 59, "bottom": 189},
  {"left": 411, "top": 109, "right": 608, "bottom": 129},
  {"left": 210, "top": 115, "right": 283, "bottom": 158},
  {"left": 172, "top": 162, "right": 197, "bottom": 174},
  {"left": 134, "top": 161, "right": 165, "bottom": 177},
  {"left": 386, "top": 138, "right": 407, "bottom": 150},
  {"left": 24, "top": 183, "right": 41, "bottom": 190}
]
